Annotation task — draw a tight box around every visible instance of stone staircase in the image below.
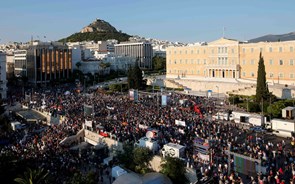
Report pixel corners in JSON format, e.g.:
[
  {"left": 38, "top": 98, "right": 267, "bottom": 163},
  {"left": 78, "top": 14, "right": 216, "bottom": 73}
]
[
  {"left": 165, "top": 79, "right": 185, "bottom": 89},
  {"left": 226, "top": 84, "right": 256, "bottom": 96}
]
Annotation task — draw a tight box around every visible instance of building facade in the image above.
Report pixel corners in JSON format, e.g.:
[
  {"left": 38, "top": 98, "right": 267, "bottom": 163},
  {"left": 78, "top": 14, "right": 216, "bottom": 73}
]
[
  {"left": 6, "top": 54, "right": 14, "bottom": 80},
  {"left": 166, "top": 38, "right": 295, "bottom": 85},
  {"left": 26, "top": 42, "right": 72, "bottom": 85},
  {"left": 0, "top": 51, "right": 7, "bottom": 98},
  {"left": 14, "top": 50, "right": 27, "bottom": 77},
  {"left": 114, "top": 42, "right": 153, "bottom": 69}
]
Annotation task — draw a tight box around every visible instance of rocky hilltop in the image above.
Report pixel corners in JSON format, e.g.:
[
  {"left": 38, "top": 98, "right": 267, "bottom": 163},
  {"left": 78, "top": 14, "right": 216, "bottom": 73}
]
[
  {"left": 60, "top": 18, "right": 131, "bottom": 42},
  {"left": 80, "top": 18, "right": 118, "bottom": 33}
]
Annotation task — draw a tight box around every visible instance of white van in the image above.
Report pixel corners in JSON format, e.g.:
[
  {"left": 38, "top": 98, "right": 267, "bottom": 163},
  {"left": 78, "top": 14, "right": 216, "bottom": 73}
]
[{"left": 273, "top": 129, "right": 293, "bottom": 138}]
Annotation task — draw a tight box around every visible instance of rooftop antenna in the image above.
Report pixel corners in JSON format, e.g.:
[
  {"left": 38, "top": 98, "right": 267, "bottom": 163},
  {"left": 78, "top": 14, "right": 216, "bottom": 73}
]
[
  {"left": 223, "top": 27, "right": 226, "bottom": 38},
  {"left": 31, "top": 35, "right": 33, "bottom": 45}
]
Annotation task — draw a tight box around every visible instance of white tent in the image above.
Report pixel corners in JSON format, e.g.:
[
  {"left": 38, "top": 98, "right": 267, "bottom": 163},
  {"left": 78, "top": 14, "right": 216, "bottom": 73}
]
[{"left": 112, "top": 166, "right": 127, "bottom": 179}]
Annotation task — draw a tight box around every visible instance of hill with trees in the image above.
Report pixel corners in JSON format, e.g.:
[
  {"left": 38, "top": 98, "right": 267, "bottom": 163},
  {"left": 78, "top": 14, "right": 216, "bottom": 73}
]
[{"left": 59, "top": 18, "right": 131, "bottom": 42}]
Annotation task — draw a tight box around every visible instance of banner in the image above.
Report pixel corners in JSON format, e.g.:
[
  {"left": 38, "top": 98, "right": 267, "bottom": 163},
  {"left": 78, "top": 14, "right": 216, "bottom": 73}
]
[
  {"left": 175, "top": 120, "right": 186, "bottom": 126},
  {"left": 198, "top": 153, "right": 210, "bottom": 161},
  {"left": 134, "top": 90, "right": 138, "bottom": 102},
  {"left": 84, "top": 104, "right": 93, "bottom": 117},
  {"left": 85, "top": 120, "right": 93, "bottom": 127},
  {"left": 129, "top": 89, "right": 138, "bottom": 102},
  {"left": 234, "top": 155, "right": 256, "bottom": 176},
  {"left": 129, "top": 90, "right": 134, "bottom": 100},
  {"left": 161, "top": 95, "right": 168, "bottom": 106}
]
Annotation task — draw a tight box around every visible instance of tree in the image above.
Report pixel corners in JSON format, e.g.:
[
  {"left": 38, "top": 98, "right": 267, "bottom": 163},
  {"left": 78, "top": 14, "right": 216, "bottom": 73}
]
[
  {"left": 160, "top": 157, "right": 188, "bottom": 184},
  {"left": 14, "top": 168, "right": 49, "bottom": 184},
  {"left": 117, "top": 144, "right": 152, "bottom": 174},
  {"left": 267, "top": 101, "right": 286, "bottom": 118},
  {"left": 127, "top": 66, "right": 134, "bottom": 89},
  {"left": 152, "top": 56, "right": 166, "bottom": 71},
  {"left": 256, "top": 53, "right": 269, "bottom": 103},
  {"left": 133, "top": 147, "right": 153, "bottom": 174},
  {"left": 127, "top": 60, "right": 145, "bottom": 90},
  {"left": 117, "top": 143, "right": 135, "bottom": 170}
]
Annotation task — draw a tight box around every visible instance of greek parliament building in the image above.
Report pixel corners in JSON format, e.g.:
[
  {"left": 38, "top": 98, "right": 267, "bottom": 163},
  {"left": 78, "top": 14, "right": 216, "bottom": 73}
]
[
  {"left": 114, "top": 42, "right": 153, "bottom": 69},
  {"left": 27, "top": 42, "right": 72, "bottom": 85},
  {"left": 166, "top": 38, "right": 295, "bottom": 86}
]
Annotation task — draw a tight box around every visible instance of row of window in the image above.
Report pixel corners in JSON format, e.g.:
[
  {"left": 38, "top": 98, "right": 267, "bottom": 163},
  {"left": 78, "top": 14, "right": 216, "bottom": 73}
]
[
  {"left": 242, "top": 46, "right": 294, "bottom": 53},
  {"left": 168, "top": 70, "right": 206, "bottom": 75},
  {"left": 242, "top": 59, "right": 294, "bottom": 66},
  {"left": 169, "top": 58, "right": 294, "bottom": 66},
  {"left": 169, "top": 58, "right": 236, "bottom": 65},
  {"left": 169, "top": 46, "right": 294, "bottom": 55}
]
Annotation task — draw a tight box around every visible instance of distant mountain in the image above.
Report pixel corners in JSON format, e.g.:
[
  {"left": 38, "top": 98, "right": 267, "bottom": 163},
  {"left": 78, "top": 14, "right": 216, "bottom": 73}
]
[
  {"left": 60, "top": 18, "right": 131, "bottom": 42},
  {"left": 248, "top": 31, "right": 295, "bottom": 43}
]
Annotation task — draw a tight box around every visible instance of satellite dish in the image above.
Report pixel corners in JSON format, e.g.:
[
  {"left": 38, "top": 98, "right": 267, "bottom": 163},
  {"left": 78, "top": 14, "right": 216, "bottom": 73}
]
[{"left": 146, "top": 131, "right": 153, "bottom": 138}]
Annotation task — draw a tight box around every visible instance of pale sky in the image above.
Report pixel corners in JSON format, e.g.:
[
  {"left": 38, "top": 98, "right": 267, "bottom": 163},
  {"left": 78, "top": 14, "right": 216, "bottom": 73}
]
[{"left": 0, "top": 0, "right": 294, "bottom": 43}]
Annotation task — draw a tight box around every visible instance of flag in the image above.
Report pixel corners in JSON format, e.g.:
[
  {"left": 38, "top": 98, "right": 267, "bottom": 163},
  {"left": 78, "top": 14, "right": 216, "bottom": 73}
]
[{"left": 194, "top": 104, "right": 203, "bottom": 118}]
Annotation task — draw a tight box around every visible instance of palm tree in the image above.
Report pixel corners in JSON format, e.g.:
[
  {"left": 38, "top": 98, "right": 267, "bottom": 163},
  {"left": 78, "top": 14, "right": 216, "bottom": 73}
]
[{"left": 14, "top": 168, "right": 49, "bottom": 184}]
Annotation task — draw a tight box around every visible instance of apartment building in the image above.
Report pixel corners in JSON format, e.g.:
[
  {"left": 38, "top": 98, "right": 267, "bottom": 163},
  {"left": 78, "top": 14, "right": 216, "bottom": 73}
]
[
  {"left": 166, "top": 38, "right": 295, "bottom": 85},
  {"left": 0, "top": 51, "right": 7, "bottom": 98},
  {"left": 14, "top": 50, "right": 27, "bottom": 77},
  {"left": 115, "top": 42, "right": 153, "bottom": 69}
]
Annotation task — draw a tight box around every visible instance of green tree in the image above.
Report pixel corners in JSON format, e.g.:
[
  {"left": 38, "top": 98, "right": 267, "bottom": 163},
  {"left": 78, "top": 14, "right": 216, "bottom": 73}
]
[
  {"left": 256, "top": 53, "right": 269, "bottom": 103},
  {"left": 152, "top": 56, "right": 166, "bottom": 71},
  {"left": 160, "top": 157, "right": 188, "bottom": 184},
  {"left": 267, "top": 101, "right": 286, "bottom": 118},
  {"left": 14, "top": 168, "right": 49, "bottom": 184},
  {"left": 127, "top": 66, "right": 134, "bottom": 89},
  {"left": 133, "top": 147, "right": 153, "bottom": 174},
  {"left": 117, "top": 143, "right": 135, "bottom": 170},
  {"left": 127, "top": 60, "right": 145, "bottom": 90}
]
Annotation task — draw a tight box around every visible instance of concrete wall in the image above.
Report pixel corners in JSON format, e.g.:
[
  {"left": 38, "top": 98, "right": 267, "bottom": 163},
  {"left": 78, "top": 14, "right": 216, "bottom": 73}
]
[
  {"left": 84, "top": 130, "right": 123, "bottom": 151},
  {"left": 164, "top": 78, "right": 295, "bottom": 98}
]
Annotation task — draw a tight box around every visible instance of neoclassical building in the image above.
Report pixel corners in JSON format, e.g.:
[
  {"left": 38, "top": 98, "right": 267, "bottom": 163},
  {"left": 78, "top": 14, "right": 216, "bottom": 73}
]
[{"left": 166, "top": 38, "right": 295, "bottom": 85}]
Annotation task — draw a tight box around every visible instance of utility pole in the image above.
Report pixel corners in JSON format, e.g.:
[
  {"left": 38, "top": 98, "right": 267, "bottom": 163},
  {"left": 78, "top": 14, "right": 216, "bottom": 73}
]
[
  {"left": 228, "top": 143, "right": 231, "bottom": 176},
  {"left": 261, "top": 98, "right": 264, "bottom": 127}
]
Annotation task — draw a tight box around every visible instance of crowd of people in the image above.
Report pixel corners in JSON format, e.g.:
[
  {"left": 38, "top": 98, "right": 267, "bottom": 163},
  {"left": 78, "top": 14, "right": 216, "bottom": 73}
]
[{"left": 1, "top": 84, "right": 295, "bottom": 184}]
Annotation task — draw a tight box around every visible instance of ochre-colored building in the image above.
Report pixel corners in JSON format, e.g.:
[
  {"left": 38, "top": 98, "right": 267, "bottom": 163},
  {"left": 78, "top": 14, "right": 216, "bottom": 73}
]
[{"left": 166, "top": 38, "right": 295, "bottom": 85}]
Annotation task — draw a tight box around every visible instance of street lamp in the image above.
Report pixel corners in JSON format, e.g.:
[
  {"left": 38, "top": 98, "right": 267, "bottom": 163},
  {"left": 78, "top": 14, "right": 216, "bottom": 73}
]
[{"left": 216, "top": 86, "right": 219, "bottom": 99}]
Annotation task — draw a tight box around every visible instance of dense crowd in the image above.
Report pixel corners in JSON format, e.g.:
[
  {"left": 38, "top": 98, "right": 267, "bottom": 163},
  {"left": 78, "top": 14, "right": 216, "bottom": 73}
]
[{"left": 1, "top": 85, "right": 295, "bottom": 184}]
